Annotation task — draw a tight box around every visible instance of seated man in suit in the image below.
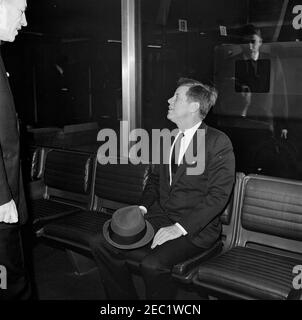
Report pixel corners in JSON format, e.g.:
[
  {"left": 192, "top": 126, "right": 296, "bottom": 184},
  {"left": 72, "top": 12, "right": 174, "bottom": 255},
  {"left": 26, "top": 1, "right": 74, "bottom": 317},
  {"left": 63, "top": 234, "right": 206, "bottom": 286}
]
[{"left": 90, "top": 78, "right": 235, "bottom": 300}]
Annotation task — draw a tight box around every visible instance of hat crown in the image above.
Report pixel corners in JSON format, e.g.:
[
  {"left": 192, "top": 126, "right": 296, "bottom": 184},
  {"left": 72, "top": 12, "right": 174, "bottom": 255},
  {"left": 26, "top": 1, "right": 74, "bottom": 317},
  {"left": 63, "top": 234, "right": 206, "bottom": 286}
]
[
  {"left": 111, "top": 206, "right": 145, "bottom": 237},
  {"left": 103, "top": 205, "right": 154, "bottom": 249}
]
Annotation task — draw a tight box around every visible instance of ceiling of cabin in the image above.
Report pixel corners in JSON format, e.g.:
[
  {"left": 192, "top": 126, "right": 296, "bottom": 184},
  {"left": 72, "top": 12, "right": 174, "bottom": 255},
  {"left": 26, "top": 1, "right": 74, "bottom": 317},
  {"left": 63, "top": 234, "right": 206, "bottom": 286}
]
[{"left": 24, "top": 0, "right": 289, "bottom": 41}]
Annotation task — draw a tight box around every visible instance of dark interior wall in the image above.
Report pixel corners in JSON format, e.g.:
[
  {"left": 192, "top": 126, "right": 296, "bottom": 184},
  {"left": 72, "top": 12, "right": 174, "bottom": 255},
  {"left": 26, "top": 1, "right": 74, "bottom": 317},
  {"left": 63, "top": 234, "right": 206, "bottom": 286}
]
[
  {"left": 1, "top": 0, "right": 298, "bottom": 129},
  {"left": 2, "top": 0, "right": 302, "bottom": 179},
  {"left": 2, "top": 0, "right": 122, "bottom": 128},
  {"left": 26, "top": 0, "right": 121, "bottom": 38},
  {"left": 141, "top": 0, "right": 249, "bottom": 130},
  {"left": 2, "top": 0, "right": 252, "bottom": 129}
]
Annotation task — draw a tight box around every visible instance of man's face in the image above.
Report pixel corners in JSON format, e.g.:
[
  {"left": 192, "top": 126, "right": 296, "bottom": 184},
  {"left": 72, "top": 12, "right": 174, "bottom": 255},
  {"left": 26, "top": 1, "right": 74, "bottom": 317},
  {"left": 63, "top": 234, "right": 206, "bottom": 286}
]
[
  {"left": 243, "top": 34, "right": 262, "bottom": 57},
  {"left": 167, "top": 85, "right": 193, "bottom": 125},
  {"left": 0, "top": 0, "right": 27, "bottom": 42}
]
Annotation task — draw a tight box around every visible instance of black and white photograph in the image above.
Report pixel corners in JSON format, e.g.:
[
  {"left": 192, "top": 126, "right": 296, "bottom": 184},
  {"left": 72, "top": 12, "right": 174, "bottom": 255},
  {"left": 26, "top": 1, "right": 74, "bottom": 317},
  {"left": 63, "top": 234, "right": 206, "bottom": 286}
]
[{"left": 0, "top": 0, "right": 302, "bottom": 314}]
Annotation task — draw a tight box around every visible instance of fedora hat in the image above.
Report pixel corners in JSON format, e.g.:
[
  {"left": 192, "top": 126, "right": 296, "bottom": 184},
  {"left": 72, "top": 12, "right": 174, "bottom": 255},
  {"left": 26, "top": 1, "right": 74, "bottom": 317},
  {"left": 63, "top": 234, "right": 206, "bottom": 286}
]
[{"left": 103, "top": 205, "right": 154, "bottom": 249}]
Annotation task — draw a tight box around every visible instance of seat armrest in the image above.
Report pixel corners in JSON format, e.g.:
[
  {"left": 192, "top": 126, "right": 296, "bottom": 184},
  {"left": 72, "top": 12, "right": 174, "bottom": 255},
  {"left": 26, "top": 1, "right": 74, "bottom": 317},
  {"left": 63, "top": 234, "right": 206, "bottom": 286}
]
[
  {"left": 172, "top": 241, "right": 222, "bottom": 276},
  {"left": 28, "top": 180, "right": 45, "bottom": 200}
]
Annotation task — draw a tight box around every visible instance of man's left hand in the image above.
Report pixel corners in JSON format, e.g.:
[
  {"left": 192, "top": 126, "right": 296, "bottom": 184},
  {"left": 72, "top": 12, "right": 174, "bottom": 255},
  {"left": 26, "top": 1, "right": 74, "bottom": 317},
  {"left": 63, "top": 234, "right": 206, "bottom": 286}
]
[{"left": 151, "top": 225, "right": 183, "bottom": 249}]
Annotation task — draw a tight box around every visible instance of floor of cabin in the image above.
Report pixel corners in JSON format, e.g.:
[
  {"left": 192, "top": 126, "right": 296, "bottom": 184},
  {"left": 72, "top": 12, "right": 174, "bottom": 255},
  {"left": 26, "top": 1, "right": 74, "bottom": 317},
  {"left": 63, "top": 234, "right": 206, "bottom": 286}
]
[{"left": 29, "top": 242, "right": 203, "bottom": 300}]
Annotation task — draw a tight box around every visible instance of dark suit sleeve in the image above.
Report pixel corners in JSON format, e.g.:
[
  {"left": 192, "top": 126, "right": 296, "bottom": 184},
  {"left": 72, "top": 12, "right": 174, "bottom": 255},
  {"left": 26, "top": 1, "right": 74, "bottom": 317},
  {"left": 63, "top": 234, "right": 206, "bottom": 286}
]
[
  {"left": 0, "top": 142, "right": 12, "bottom": 205},
  {"left": 178, "top": 133, "right": 235, "bottom": 235},
  {"left": 139, "top": 164, "right": 160, "bottom": 210}
]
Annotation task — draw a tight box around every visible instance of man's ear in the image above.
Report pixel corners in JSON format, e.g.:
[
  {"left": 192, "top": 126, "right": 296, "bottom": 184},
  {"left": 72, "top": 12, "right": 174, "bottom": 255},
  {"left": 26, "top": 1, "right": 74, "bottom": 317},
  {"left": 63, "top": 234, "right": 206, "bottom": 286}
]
[{"left": 190, "top": 101, "right": 200, "bottom": 114}]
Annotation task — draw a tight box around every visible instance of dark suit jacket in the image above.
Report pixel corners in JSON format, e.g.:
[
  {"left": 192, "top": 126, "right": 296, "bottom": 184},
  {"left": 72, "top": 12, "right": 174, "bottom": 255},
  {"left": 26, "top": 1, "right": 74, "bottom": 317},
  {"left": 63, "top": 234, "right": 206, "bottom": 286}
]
[
  {"left": 235, "top": 52, "right": 289, "bottom": 127},
  {"left": 217, "top": 50, "right": 289, "bottom": 132},
  {"left": 140, "top": 122, "right": 235, "bottom": 248},
  {"left": 0, "top": 51, "right": 27, "bottom": 225}
]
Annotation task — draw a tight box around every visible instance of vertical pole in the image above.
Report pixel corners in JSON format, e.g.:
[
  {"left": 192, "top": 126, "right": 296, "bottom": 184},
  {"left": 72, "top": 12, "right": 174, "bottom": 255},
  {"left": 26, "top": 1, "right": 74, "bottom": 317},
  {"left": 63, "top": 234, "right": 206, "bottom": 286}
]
[
  {"left": 121, "top": 0, "right": 142, "bottom": 156},
  {"left": 272, "top": 0, "right": 290, "bottom": 42}
]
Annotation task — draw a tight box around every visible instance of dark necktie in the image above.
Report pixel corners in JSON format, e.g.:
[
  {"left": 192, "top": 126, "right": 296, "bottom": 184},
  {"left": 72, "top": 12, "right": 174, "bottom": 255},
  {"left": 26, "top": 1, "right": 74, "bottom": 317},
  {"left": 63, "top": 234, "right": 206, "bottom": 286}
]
[
  {"left": 248, "top": 59, "right": 258, "bottom": 77},
  {"left": 171, "top": 132, "right": 184, "bottom": 177}
]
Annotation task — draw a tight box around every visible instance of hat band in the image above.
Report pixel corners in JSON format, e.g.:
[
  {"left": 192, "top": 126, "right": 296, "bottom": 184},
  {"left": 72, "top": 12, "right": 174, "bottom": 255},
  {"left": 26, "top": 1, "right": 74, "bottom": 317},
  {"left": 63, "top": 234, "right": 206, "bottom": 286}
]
[{"left": 109, "top": 225, "right": 147, "bottom": 246}]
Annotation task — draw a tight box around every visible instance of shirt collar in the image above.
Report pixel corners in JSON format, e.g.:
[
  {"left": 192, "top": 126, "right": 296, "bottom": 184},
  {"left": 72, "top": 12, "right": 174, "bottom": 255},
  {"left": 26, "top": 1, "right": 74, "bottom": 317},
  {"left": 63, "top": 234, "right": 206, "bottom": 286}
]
[
  {"left": 184, "top": 121, "right": 202, "bottom": 136},
  {"left": 181, "top": 121, "right": 202, "bottom": 141},
  {"left": 251, "top": 51, "right": 259, "bottom": 61},
  {"left": 243, "top": 51, "right": 259, "bottom": 61}
]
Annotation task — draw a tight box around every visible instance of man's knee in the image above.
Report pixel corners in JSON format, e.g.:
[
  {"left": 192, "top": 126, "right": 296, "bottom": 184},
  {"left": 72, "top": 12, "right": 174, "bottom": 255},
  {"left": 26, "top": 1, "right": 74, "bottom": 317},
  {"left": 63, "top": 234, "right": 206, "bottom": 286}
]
[
  {"left": 89, "top": 234, "right": 122, "bottom": 261},
  {"left": 140, "top": 253, "right": 169, "bottom": 275},
  {"left": 89, "top": 233, "right": 109, "bottom": 256}
]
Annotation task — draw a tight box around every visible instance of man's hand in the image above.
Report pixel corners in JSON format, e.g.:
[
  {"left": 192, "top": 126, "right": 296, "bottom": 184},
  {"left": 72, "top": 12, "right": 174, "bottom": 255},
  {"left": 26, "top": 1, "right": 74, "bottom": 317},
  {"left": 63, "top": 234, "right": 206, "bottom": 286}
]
[
  {"left": 139, "top": 206, "right": 147, "bottom": 216},
  {"left": 281, "top": 129, "right": 288, "bottom": 139},
  {"left": 151, "top": 225, "right": 183, "bottom": 249},
  {"left": 0, "top": 199, "right": 18, "bottom": 223}
]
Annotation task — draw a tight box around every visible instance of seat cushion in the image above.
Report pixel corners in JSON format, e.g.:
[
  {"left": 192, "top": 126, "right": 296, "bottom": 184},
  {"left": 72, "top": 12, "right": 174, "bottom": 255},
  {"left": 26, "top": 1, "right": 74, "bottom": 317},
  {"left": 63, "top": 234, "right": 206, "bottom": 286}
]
[
  {"left": 194, "top": 246, "right": 301, "bottom": 300},
  {"left": 40, "top": 210, "right": 152, "bottom": 269},
  {"left": 40, "top": 211, "right": 109, "bottom": 249},
  {"left": 31, "top": 199, "right": 81, "bottom": 224}
]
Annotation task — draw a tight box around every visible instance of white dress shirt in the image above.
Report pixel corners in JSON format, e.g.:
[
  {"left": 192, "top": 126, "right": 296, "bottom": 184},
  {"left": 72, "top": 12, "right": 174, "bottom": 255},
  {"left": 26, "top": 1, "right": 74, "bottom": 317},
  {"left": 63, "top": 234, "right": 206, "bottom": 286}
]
[{"left": 169, "top": 121, "right": 202, "bottom": 185}]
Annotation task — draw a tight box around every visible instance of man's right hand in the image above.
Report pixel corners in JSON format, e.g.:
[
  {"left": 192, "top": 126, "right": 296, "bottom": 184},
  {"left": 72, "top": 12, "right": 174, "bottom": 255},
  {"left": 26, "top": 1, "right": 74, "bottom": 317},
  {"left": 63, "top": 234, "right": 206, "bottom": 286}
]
[{"left": 0, "top": 199, "right": 18, "bottom": 223}]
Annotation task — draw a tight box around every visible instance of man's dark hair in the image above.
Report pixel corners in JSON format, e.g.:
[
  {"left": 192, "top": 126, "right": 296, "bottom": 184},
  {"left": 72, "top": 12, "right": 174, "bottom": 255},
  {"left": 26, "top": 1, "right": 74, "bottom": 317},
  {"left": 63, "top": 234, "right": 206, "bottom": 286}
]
[
  {"left": 240, "top": 24, "right": 262, "bottom": 40},
  {"left": 177, "top": 77, "right": 218, "bottom": 119}
]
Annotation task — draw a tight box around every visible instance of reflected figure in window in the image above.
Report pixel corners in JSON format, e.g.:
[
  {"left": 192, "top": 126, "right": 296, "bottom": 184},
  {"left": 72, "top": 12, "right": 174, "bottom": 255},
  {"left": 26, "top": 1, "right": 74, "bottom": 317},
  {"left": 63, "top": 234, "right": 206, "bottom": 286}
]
[{"left": 234, "top": 25, "right": 288, "bottom": 139}]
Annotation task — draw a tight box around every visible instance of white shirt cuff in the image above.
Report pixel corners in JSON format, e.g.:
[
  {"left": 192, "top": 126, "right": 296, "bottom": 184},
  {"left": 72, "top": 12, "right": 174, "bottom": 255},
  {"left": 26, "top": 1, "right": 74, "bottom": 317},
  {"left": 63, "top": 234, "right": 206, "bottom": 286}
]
[
  {"left": 0, "top": 199, "right": 18, "bottom": 223},
  {"left": 175, "top": 222, "right": 187, "bottom": 235},
  {"left": 139, "top": 206, "right": 147, "bottom": 215}
]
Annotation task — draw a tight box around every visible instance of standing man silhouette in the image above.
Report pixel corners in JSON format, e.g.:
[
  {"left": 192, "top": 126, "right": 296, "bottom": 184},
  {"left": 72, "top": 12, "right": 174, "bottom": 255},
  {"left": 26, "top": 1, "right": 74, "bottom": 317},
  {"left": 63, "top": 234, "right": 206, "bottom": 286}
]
[{"left": 0, "top": 0, "right": 31, "bottom": 299}]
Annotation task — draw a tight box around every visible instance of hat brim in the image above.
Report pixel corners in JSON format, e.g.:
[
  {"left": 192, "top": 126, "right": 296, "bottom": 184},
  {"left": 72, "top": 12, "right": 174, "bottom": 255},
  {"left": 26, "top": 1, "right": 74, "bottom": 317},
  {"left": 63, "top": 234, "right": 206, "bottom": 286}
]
[{"left": 103, "top": 219, "right": 154, "bottom": 250}]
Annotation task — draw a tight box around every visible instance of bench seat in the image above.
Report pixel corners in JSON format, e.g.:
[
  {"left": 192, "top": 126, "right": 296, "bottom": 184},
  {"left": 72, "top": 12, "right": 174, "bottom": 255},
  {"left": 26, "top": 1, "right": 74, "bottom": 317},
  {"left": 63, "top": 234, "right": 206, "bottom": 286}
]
[
  {"left": 39, "top": 211, "right": 108, "bottom": 251},
  {"left": 31, "top": 199, "right": 82, "bottom": 226},
  {"left": 31, "top": 149, "right": 94, "bottom": 227},
  {"left": 194, "top": 246, "right": 301, "bottom": 300},
  {"left": 40, "top": 210, "right": 150, "bottom": 270},
  {"left": 193, "top": 174, "right": 302, "bottom": 300}
]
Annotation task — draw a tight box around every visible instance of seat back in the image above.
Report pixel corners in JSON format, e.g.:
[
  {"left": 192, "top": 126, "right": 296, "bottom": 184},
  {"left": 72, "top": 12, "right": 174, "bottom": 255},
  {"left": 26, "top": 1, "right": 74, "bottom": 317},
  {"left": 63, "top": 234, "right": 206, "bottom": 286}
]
[
  {"left": 92, "top": 157, "right": 150, "bottom": 213},
  {"left": 220, "top": 172, "right": 245, "bottom": 251},
  {"left": 43, "top": 149, "right": 94, "bottom": 209},
  {"left": 235, "top": 174, "right": 302, "bottom": 257}
]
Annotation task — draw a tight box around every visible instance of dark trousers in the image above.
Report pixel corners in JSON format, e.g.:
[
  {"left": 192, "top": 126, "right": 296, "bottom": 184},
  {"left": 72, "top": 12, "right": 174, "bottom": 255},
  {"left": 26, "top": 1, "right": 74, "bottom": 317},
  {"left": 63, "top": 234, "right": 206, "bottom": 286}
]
[
  {"left": 0, "top": 224, "right": 31, "bottom": 300},
  {"left": 89, "top": 215, "right": 203, "bottom": 300}
]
